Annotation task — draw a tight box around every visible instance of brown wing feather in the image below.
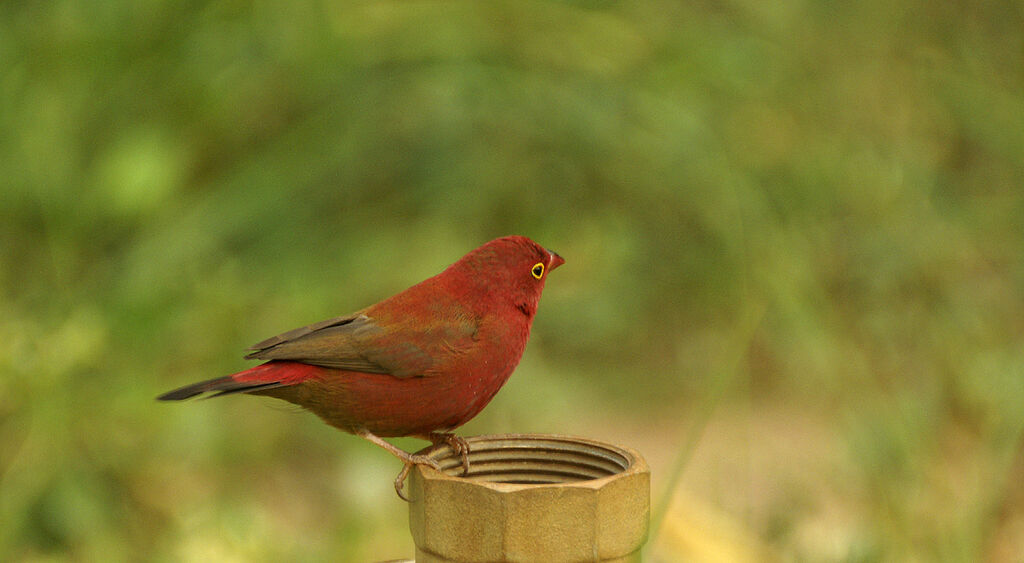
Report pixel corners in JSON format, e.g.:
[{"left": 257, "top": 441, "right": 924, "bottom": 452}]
[
  {"left": 247, "top": 314, "right": 359, "bottom": 352},
  {"left": 244, "top": 312, "right": 480, "bottom": 378},
  {"left": 245, "top": 314, "right": 391, "bottom": 374}
]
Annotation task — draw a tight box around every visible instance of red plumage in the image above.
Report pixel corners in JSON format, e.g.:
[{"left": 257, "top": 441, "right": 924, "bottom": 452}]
[{"left": 158, "top": 235, "right": 563, "bottom": 496}]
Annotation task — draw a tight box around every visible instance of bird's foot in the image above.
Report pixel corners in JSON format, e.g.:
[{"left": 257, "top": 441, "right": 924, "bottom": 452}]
[
  {"left": 355, "top": 428, "right": 468, "bottom": 501},
  {"left": 417, "top": 432, "right": 471, "bottom": 476},
  {"left": 393, "top": 454, "right": 442, "bottom": 502},
  {"left": 356, "top": 429, "right": 444, "bottom": 501},
  {"left": 445, "top": 435, "right": 471, "bottom": 477}
]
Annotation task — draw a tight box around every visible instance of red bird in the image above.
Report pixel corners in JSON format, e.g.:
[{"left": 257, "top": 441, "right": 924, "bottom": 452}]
[{"left": 158, "top": 236, "right": 563, "bottom": 497}]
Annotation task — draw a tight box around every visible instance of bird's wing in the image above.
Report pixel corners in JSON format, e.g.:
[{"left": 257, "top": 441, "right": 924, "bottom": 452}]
[
  {"left": 245, "top": 314, "right": 385, "bottom": 372},
  {"left": 244, "top": 312, "right": 478, "bottom": 378}
]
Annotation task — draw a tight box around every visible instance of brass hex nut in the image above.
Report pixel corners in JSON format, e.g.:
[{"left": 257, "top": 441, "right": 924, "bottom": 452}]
[{"left": 408, "top": 434, "right": 650, "bottom": 562}]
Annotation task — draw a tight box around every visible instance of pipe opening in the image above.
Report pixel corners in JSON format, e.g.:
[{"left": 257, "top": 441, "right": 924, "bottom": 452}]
[{"left": 422, "top": 434, "right": 635, "bottom": 485}]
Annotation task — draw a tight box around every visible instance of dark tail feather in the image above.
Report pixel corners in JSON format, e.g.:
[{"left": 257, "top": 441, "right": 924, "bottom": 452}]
[
  {"left": 157, "top": 376, "right": 283, "bottom": 401},
  {"left": 158, "top": 362, "right": 316, "bottom": 401}
]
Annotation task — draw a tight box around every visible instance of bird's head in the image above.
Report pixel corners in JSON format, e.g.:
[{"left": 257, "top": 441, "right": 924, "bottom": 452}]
[{"left": 450, "top": 236, "right": 564, "bottom": 318}]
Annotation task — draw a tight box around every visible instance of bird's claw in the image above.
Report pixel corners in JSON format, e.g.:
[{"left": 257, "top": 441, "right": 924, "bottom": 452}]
[
  {"left": 394, "top": 454, "right": 442, "bottom": 502},
  {"left": 420, "top": 432, "right": 471, "bottom": 477},
  {"left": 446, "top": 435, "right": 471, "bottom": 477},
  {"left": 391, "top": 433, "right": 471, "bottom": 500}
]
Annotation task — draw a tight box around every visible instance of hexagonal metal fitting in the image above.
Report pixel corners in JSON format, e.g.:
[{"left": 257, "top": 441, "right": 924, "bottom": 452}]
[{"left": 408, "top": 434, "right": 649, "bottom": 562}]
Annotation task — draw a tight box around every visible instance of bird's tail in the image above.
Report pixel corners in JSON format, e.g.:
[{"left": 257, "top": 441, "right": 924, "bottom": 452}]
[{"left": 157, "top": 361, "right": 315, "bottom": 401}]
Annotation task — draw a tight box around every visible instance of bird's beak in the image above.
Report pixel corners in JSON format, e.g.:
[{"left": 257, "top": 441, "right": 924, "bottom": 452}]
[{"left": 547, "top": 250, "right": 565, "bottom": 271}]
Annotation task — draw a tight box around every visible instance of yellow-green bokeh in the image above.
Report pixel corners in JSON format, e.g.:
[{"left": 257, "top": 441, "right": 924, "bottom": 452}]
[{"left": 2, "top": 1, "right": 1023, "bottom": 560}]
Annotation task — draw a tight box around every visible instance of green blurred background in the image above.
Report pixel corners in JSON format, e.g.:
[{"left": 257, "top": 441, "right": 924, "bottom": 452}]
[{"left": 2, "top": 1, "right": 1023, "bottom": 561}]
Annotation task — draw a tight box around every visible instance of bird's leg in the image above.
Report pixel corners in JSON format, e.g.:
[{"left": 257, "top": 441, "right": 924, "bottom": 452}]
[
  {"left": 413, "top": 432, "right": 470, "bottom": 477},
  {"left": 355, "top": 429, "right": 441, "bottom": 501}
]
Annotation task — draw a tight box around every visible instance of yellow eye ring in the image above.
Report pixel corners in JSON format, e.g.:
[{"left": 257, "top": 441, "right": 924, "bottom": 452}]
[{"left": 531, "top": 262, "right": 545, "bottom": 279}]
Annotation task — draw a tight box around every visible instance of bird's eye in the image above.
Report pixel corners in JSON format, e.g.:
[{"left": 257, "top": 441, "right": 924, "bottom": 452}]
[{"left": 531, "top": 262, "right": 545, "bottom": 279}]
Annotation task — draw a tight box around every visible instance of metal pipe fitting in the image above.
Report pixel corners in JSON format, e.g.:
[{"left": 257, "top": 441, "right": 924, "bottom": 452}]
[{"left": 408, "top": 434, "right": 650, "bottom": 562}]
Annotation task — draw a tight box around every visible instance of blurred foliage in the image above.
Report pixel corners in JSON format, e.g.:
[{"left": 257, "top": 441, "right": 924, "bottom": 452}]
[{"left": 2, "top": 0, "right": 1023, "bottom": 561}]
